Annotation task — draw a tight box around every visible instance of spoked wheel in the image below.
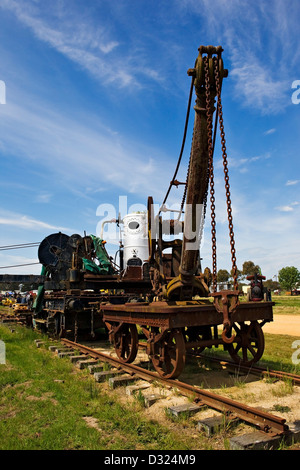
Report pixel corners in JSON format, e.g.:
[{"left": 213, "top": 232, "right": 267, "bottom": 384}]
[
  {"left": 227, "top": 321, "right": 265, "bottom": 366},
  {"left": 147, "top": 196, "right": 155, "bottom": 262},
  {"left": 114, "top": 323, "right": 139, "bottom": 364},
  {"left": 151, "top": 328, "right": 186, "bottom": 379},
  {"left": 184, "top": 326, "right": 212, "bottom": 355}
]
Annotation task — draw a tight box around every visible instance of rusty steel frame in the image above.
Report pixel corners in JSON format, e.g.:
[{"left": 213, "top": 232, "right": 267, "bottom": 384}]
[
  {"left": 101, "top": 300, "right": 273, "bottom": 378},
  {"left": 101, "top": 300, "right": 273, "bottom": 330}
]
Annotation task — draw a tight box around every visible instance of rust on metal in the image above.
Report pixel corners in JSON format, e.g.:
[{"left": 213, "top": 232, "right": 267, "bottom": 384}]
[
  {"left": 101, "top": 300, "right": 273, "bottom": 377},
  {"left": 211, "top": 289, "right": 240, "bottom": 343},
  {"left": 101, "top": 299, "right": 273, "bottom": 321}
]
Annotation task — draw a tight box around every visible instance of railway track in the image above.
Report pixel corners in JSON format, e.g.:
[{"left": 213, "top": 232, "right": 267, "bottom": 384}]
[
  {"left": 2, "top": 315, "right": 299, "bottom": 448},
  {"left": 198, "top": 354, "right": 300, "bottom": 386},
  {"left": 58, "top": 337, "right": 297, "bottom": 439},
  {"left": 138, "top": 341, "right": 300, "bottom": 386}
]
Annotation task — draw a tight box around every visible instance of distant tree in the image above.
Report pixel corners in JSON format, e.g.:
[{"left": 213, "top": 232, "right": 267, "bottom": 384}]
[
  {"left": 264, "top": 279, "right": 280, "bottom": 291},
  {"left": 0, "top": 281, "right": 19, "bottom": 292},
  {"left": 230, "top": 267, "right": 243, "bottom": 282},
  {"left": 278, "top": 266, "right": 300, "bottom": 292},
  {"left": 242, "top": 261, "right": 261, "bottom": 277},
  {"left": 217, "top": 269, "right": 230, "bottom": 283}
]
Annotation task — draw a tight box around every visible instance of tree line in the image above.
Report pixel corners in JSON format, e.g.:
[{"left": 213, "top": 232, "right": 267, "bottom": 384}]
[
  {"left": 217, "top": 261, "right": 300, "bottom": 292},
  {"left": 1, "top": 262, "right": 299, "bottom": 294}
]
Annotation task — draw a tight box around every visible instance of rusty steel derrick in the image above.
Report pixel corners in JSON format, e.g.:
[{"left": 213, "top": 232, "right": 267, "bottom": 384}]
[
  {"left": 33, "top": 46, "right": 274, "bottom": 381},
  {"left": 100, "top": 45, "right": 274, "bottom": 380},
  {"left": 149, "top": 46, "right": 240, "bottom": 319},
  {"left": 163, "top": 46, "right": 242, "bottom": 341},
  {"left": 149, "top": 45, "right": 234, "bottom": 303}
]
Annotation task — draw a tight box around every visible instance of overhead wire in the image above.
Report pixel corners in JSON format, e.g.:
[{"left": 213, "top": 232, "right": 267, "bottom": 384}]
[
  {"left": 0, "top": 242, "right": 40, "bottom": 250},
  {"left": 0, "top": 242, "right": 40, "bottom": 269},
  {"left": 159, "top": 75, "right": 195, "bottom": 214},
  {"left": 0, "top": 262, "right": 40, "bottom": 269},
  {"left": 158, "top": 71, "right": 219, "bottom": 233}
]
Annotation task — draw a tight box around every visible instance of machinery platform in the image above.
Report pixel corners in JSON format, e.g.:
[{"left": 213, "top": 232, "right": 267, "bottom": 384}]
[
  {"left": 101, "top": 299, "right": 274, "bottom": 379},
  {"left": 100, "top": 299, "right": 273, "bottom": 329}
]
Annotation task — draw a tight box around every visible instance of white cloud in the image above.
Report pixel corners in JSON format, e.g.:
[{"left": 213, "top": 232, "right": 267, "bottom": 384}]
[
  {"left": 196, "top": 181, "right": 300, "bottom": 279},
  {"left": 99, "top": 41, "right": 119, "bottom": 54},
  {"left": 0, "top": 0, "right": 161, "bottom": 89},
  {"left": 264, "top": 128, "right": 276, "bottom": 135},
  {"left": 275, "top": 205, "right": 294, "bottom": 212},
  {"left": 226, "top": 153, "right": 270, "bottom": 173},
  {"left": 35, "top": 193, "right": 52, "bottom": 203},
  {"left": 0, "top": 0, "right": 299, "bottom": 281},
  {"left": 0, "top": 253, "right": 40, "bottom": 273},
  {"left": 180, "top": 0, "right": 300, "bottom": 114},
  {"left": 286, "top": 180, "right": 299, "bottom": 186},
  {"left": 0, "top": 209, "right": 73, "bottom": 232},
  {"left": 230, "top": 61, "right": 288, "bottom": 115},
  {"left": 0, "top": 94, "right": 170, "bottom": 202}
]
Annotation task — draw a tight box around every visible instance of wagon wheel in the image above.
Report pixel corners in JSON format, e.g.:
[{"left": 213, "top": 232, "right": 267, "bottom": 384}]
[
  {"left": 184, "top": 326, "right": 212, "bottom": 355},
  {"left": 113, "top": 323, "right": 139, "bottom": 363},
  {"left": 151, "top": 328, "right": 186, "bottom": 379},
  {"left": 147, "top": 196, "right": 155, "bottom": 262},
  {"left": 226, "top": 321, "right": 265, "bottom": 366}
]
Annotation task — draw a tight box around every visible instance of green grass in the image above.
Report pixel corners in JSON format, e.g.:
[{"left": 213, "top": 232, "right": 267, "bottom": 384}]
[
  {"left": 1, "top": 295, "right": 299, "bottom": 450},
  {"left": 273, "top": 295, "right": 300, "bottom": 307},
  {"left": 0, "top": 324, "right": 213, "bottom": 451},
  {"left": 272, "top": 295, "right": 300, "bottom": 315},
  {"left": 261, "top": 333, "right": 300, "bottom": 373},
  {"left": 238, "top": 294, "right": 300, "bottom": 315},
  {"left": 201, "top": 332, "right": 300, "bottom": 375}
]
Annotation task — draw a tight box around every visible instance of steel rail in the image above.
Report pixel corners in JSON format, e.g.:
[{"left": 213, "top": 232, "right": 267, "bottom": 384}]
[
  {"left": 198, "top": 354, "right": 300, "bottom": 386},
  {"left": 61, "top": 338, "right": 290, "bottom": 436},
  {"left": 139, "top": 341, "right": 300, "bottom": 386}
]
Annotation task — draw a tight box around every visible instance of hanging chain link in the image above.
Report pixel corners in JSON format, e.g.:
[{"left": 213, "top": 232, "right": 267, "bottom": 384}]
[
  {"left": 213, "top": 56, "right": 238, "bottom": 290},
  {"left": 180, "top": 149, "right": 190, "bottom": 213},
  {"left": 204, "top": 56, "right": 217, "bottom": 292},
  {"left": 165, "top": 48, "right": 238, "bottom": 294}
]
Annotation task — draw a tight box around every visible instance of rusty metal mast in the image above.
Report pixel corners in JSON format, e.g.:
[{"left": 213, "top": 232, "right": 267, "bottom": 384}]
[{"left": 165, "top": 45, "right": 230, "bottom": 300}]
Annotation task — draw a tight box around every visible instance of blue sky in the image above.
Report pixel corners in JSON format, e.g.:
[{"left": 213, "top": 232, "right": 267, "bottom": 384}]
[{"left": 0, "top": 0, "right": 299, "bottom": 280}]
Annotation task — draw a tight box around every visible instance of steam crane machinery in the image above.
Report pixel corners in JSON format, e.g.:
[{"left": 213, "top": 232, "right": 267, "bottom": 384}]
[
  {"left": 33, "top": 230, "right": 152, "bottom": 340},
  {"left": 34, "top": 46, "right": 273, "bottom": 378},
  {"left": 100, "top": 45, "right": 274, "bottom": 378}
]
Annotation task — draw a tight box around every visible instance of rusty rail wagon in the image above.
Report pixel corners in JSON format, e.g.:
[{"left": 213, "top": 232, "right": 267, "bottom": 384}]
[
  {"left": 100, "top": 45, "right": 273, "bottom": 378},
  {"left": 33, "top": 46, "right": 273, "bottom": 378}
]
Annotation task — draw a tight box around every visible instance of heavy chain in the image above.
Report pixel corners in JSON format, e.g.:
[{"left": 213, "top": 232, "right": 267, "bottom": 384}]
[
  {"left": 204, "top": 56, "right": 217, "bottom": 292},
  {"left": 180, "top": 147, "right": 190, "bottom": 213},
  {"left": 213, "top": 56, "right": 238, "bottom": 290}
]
